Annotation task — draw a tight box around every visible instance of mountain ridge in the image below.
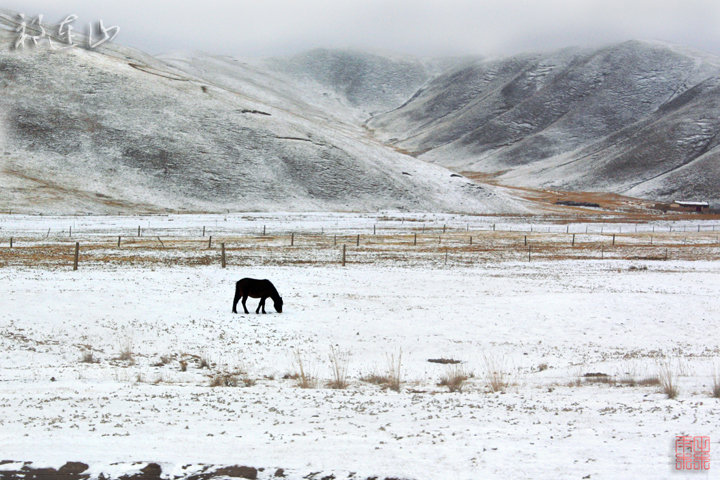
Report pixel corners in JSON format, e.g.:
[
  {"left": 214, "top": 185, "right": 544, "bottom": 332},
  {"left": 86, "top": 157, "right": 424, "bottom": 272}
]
[
  {"left": 0, "top": 15, "right": 524, "bottom": 215},
  {"left": 1, "top": 8, "right": 718, "bottom": 213}
]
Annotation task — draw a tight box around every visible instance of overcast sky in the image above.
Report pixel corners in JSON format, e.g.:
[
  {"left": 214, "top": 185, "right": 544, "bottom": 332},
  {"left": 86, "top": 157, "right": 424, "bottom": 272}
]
[{"left": 4, "top": 0, "right": 720, "bottom": 58}]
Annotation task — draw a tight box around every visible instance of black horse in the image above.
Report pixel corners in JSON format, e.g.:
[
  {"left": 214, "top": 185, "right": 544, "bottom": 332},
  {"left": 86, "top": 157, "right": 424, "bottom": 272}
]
[{"left": 232, "top": 278, "right": 283, "bottom": 314}]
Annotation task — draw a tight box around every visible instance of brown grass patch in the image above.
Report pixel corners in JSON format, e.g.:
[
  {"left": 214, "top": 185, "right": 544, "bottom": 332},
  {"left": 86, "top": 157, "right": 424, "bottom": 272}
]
[{"left": 438, "top": 366, "right": 469, "bottom": 392}]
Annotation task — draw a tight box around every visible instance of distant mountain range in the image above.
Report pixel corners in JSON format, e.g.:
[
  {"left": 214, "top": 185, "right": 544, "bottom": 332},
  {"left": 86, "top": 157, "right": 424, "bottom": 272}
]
[
  {"left": 367, "top": 40, "right": 720, "bottom": 205},
  {"left": 1, "top": 8, "right": 718, "bottom": 213}
]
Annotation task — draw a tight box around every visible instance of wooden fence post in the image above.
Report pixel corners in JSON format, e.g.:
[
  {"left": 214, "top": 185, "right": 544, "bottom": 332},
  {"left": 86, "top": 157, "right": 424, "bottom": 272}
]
[
  {"left": 524, "top": 235, "right": 527, "bottom": 246},
  {"left": 528, "top": 245, "right": 531, "bottom": 262},
  {"left": 373, "top": 225, "right": 376, "bottom": 235},
  {"left": 118, "top": 236, "right": 121, "bottom": 247},
  {"left": 221, "top": 243, "right": 226, "bottom": 268},
  {"left": 138, "top": 226, "right": 141, "bottom": 237},
  {"left": 202, "top": 226, "right": 206, "bottom": 237},
  {"left": 334, "top": 235, "right": 337, "bottom": 246},
  {"left": 208, "top": 236, "right": 212, "bottom": 248},
  {"left": 443, "top": 224, "right": 447, "bottom": 233},
  {"left": 73, "top": 242, "right": 79, "bottom": 271},
  {"left": 9, "top": 237, "right": 12, "bottom": 248},
  {"left": 342, "top": 244, "right": 346, "bottom": 266},
  {"left": 469, "top": 236, "right": 472, "bottom": 245},
  {"left": 612, "top": 234, "right": 616, "bottom": 246},
  {"left": 69, "top": 226, "right": 72, "bottom": 237},
  {"left": 414, "top": 233, "right": 417, "bottom": 245},
  {"left": 572, "top": 234, "right": 575, "bottom": 246},
  {"left": 356, "top": 234, "right": 359, "bottom": 247},
  {"left": 263, "top": 225, "right": 266, "bottom": 235},
  {"left": 291, "top": 233, "right": 295, "bottom": 246}
]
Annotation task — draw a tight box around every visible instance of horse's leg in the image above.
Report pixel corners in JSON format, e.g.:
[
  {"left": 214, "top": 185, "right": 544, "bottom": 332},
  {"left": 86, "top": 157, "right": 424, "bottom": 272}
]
[
  {"left": 261, "top": 297, "right": 267, "bottom": 314},
  {"left": 232, "top": 286, "right": 242, "bottom": 313},
  {"left": 242, "top": 295, "right": 249, "bottom": 314}
]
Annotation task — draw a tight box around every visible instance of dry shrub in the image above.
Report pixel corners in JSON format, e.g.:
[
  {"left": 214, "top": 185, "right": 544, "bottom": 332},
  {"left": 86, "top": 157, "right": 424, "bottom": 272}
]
[
  {"left": 116, "top": 338, "right": 134, "bottom": 364},
  {"left": 80, "top": 351, "right": 99, "bottom": 364},
  {"left": 658, "top": 359, "right": 679, "bottom": 399},
  {"left": 198, "top": 354, "right": 211, "bottom": 369},
  {"left": 712, "top": 364, "right": 720, "bottom": 399},
  {"left": 623, "top": 376, "right": 660, "bottom": 387},
  {"left": 327, "top": 346, "right": 350, "bottom": 389},
  {"left": 210, "top": 374, "right": 238, "bottom": 387},
  {"left": 438, "top": 365, "right": 468, "bottom": 392},
  {"left": 152, "top": 355, "right": 173, "bottom": 367},
  {"left": 386, "top": 349, "right": 403, "bottom": 392},
  {"left": 360, "top": 373, "right": 390, "bottom": 385},
  {"left": 484, "top": 353, "right": 508, "bottom": 393},
  {"left": 581, "top": 373, "right": 660, "bottom": 387},
  {"left": 209, "top": 373, "right": 255, "bottom": 387},
  {"left": 293, "top": 349, "right": 317, "bottom": 389}
]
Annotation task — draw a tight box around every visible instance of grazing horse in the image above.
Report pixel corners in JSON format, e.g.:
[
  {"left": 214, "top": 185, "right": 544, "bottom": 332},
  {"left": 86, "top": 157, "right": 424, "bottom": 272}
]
[{"left": 232, "top": 278, "right": 283, "bottom": 314}]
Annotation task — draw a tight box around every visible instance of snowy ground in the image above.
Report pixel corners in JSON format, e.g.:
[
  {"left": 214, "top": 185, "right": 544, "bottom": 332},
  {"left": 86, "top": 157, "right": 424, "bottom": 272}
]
[{"left": 1, "top": 214, "right": 719, "bottom": 479}]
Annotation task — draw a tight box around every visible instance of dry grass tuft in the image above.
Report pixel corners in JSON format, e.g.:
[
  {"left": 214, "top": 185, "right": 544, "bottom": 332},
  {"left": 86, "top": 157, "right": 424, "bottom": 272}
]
[
  {"left": 484, "top": 353, "right": 508, "bottom": 393},
  {"left": 327, "top": 346, "right": 350, "bottom": 389},
  {"left": 438, "top": 365, "right": 469, "bottom": 392},
  {"left": 116, "top": 338, "right": 135, "bottom": 364},
  {"left": 658, "top": 359, "right": 679, "bottom": 399},
  {"left": 209, "top": 373, "right": 255, "bottom": 387},
  {"left": 152, "top": 355, "right": 173, "bottom": 367},
  {"left": 360, "top": 373, "right": 390, "bottom": 385},
  {"left": 712, "top": 365, "right": 720, "bottom": 399},
  {"left": 386, "top": 349, "right": 403, "bottom": 392},
  {"left": 580, "top": 373, "right": 660, "bottom": 387},
  {"left": 198, "top": 354, "right": 211, "bottom": 369},
  {"left": 80, "top": 351, "right": 100, "bottom": 364},
  {"left": 293, "top": 349, "right": 317, "bottom": 389}
]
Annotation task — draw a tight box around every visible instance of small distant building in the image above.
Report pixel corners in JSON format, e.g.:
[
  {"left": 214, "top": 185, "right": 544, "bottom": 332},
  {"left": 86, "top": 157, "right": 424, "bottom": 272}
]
[{"left": 671, "top": 200, "right": 710, "bottom": 213}]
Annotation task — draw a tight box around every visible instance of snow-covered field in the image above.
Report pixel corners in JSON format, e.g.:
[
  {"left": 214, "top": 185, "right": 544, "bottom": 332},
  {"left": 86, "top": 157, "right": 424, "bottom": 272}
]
[{"left": 1, "top": 214, "right": 719, "bottom": 479}]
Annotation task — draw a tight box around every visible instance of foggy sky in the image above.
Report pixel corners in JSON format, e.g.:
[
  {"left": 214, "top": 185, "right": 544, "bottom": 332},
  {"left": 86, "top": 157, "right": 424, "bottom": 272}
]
[{"left": 3, "top": 0, "right": 720, "bottom": 58}]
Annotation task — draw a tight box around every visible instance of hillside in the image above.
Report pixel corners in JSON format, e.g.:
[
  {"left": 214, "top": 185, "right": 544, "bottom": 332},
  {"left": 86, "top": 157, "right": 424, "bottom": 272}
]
[
  {"left": 0, "top": 14, "right": 523, "bottom": 215},
  {"left": 4, "top": 8, "right": 719, "bottom": 215},
  {"left": 367, "top": 41, "right": 720, "bottom": 204}
]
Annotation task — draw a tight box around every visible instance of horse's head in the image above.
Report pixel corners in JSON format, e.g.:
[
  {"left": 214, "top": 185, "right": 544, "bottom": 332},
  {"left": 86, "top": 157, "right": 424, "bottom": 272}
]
[{"left": 274, "top": 296, "right": 283, "bottom": 313}]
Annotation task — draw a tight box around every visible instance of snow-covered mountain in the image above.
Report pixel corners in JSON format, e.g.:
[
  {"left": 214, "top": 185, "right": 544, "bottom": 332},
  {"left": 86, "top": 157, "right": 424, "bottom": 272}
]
[
  {"left": 2, "top": 7, "right": 718, "bottom": 214},
  {"left": 0, "top": 13, "right": 522, "bottom": 214},
  {"left": 367, "top": 41, "right": 720, "bottom": 204}
]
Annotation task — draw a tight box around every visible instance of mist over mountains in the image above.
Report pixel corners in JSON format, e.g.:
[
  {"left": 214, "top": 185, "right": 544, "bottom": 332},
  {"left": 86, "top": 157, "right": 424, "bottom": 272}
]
[{"left": 1, "top": 9, "right": 718, "bottom": 214}]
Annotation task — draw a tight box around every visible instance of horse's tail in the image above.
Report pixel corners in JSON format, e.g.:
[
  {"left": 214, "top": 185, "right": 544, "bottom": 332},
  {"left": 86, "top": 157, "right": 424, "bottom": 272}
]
[{"left": 232, "top": 281, "right": 243, "bottom": 313}]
